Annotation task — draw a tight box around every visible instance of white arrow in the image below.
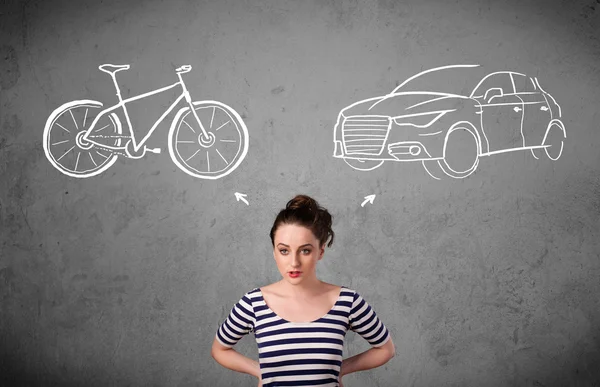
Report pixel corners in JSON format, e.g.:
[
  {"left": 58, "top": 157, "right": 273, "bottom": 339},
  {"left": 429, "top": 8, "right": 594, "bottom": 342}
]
[
  {"left": 235, "top": 192, "right": 249, "bottom": 206},
  {"left": 361, "top": 194, "right": 376, "bottom": 207}
]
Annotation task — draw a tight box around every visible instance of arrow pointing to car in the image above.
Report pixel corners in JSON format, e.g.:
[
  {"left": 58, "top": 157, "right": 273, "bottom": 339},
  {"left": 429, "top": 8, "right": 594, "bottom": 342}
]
[
  {"left": 361, "top": 194, "right": 376, "bottom": 207},
  {"left": 235, "top": 192, "right": 249, "bottom": 206}
]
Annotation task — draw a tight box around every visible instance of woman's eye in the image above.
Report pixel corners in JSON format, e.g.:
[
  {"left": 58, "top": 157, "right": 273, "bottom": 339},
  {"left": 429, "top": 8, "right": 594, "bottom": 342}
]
[
  {"left": 302, "top": 249, "right": 311, "bottom": 254},
  {"left": 279, "top": 249, "right": 288, "bottom": 254}
]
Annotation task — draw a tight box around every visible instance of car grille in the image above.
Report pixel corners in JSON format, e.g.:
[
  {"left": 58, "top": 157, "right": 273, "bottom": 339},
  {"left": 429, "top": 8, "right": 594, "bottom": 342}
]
[{"left": 342, "top": 116, "right": 391, "bottom": 155}]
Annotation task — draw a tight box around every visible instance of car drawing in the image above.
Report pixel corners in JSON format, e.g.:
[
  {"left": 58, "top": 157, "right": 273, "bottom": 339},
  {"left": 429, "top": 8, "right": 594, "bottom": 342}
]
[{"left": 332, "top": 64, "right": 566, "bottom": 179}]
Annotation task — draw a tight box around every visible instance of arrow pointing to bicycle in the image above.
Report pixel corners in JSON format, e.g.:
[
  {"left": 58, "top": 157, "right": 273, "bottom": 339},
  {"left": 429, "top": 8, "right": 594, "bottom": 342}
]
[
  {"left": 235, "top": 192, "right": 249, "bottom": 206},
  {"left": 361, "top": 194, "right": 376, "bottom": 207}
]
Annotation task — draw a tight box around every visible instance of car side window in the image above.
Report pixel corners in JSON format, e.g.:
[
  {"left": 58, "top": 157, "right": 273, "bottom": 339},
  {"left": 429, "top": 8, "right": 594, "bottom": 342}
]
[
  {"left": 512, "top": 73, "right": 537, "bottom": 93},
  {"left": 471, "top": 73, "right": 515, "bottom": 99}
]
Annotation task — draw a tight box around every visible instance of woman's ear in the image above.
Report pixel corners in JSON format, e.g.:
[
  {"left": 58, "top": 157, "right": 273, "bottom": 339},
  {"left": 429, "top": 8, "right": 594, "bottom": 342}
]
[{"left": 319, "top": 245, "right": 325, "bottom": 260}]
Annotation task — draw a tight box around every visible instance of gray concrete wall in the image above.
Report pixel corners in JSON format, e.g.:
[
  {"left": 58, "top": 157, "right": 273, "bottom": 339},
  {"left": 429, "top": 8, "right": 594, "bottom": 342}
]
[{"left": 1, "top": 0, "right": 599, "bottom": 385}]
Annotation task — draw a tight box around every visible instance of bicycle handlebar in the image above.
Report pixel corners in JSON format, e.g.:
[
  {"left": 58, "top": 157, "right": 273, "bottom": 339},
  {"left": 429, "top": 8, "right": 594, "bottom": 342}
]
[{"left": 176, "top": 65, "right": 192, "bottom": 73}]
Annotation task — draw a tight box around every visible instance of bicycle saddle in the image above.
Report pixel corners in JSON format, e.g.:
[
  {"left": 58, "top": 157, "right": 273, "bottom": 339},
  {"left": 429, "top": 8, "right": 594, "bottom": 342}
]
[
  {"left": 99, "top": 64, "right": 131, "bottom": 74},
  {"left": 176, "top": 65, "right": 192, "bottom": 73}
]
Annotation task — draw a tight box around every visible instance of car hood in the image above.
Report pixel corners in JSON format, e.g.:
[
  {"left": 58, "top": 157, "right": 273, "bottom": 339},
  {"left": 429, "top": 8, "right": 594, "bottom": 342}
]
[{"left": 341, "top": 92, "right": 472, "bottom": 117}]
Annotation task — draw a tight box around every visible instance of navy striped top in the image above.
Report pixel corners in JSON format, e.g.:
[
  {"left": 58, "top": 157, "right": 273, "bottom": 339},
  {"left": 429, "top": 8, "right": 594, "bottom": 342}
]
[{"left": 215, "top": 286, "right": 390, "bottom": 386}]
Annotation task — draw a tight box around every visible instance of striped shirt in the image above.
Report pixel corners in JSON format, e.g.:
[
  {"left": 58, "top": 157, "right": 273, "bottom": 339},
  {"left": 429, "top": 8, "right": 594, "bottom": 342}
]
[{"left": 215, "top": 286, "right": 390, "bottom": 387}]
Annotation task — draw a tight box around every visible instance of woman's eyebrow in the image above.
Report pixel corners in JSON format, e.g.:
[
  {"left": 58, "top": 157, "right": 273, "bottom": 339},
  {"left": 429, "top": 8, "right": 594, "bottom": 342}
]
[{"left": 276, "top": 243, "right": 314, "bottom": 248}]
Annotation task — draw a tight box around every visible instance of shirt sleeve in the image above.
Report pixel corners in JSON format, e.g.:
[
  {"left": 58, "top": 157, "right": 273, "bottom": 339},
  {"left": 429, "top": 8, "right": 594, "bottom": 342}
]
[
  {"left": 215, "top": 291, "right": 256, "bottom": 348},
  {"left": 348, "top": 290, "right": 390, "bottom": 347}
]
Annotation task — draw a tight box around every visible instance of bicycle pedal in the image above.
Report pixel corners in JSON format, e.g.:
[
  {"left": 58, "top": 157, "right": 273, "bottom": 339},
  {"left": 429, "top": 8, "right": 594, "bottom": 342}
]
[{"left": 146, "top": 147, "right": 161, "bottom": 154}]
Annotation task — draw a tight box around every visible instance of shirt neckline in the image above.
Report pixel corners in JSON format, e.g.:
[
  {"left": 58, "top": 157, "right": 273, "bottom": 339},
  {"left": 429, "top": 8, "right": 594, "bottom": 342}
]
[{"left": 257, "top": 285, "right": 346, "bottom": 324}]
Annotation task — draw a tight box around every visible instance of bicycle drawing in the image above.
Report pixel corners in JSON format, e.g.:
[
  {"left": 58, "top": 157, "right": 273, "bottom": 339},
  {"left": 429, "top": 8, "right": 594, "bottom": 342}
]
[{"left": 43, "top": 64, "right": 249, "bottom": 179}]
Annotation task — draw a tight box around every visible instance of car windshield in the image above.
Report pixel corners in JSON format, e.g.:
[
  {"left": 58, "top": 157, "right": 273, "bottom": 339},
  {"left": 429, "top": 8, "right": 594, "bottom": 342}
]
[{"left": 391, "top": 65, "right": 484, "bottom": 96}]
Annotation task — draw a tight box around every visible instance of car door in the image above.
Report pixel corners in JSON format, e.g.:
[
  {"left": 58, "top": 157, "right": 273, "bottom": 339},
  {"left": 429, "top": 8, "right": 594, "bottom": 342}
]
[
  {"left": 511, "top": 74, "right": 552, "bottom": 148},
  {"left": 471, "top": 73, "right": 525, "bottom": 154}
]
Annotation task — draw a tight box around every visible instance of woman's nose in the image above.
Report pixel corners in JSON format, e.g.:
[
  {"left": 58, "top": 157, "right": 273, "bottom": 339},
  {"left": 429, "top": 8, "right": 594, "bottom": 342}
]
[{"left": 291, "top": 254, "right": 300, "bottom": 267}]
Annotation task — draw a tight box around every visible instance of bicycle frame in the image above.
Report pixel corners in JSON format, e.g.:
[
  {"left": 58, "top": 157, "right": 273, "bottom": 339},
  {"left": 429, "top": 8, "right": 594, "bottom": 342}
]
[{"left": 82, "top": 72, "right": 201, "bottom": 153}]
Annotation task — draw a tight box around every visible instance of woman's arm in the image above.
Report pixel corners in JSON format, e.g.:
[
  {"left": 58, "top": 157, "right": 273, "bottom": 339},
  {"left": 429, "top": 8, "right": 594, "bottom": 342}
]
[
  {"left": 339, "top": 337, "right": 395, "bottom": 379},
  {"left": 211, "top": 337, "right": 261, "bottom": 379}
]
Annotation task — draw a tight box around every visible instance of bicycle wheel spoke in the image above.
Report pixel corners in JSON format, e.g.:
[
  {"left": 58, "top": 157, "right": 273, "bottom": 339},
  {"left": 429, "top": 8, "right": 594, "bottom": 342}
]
[
  {"left": 215, "top": 120, "right": 230, "bottom": 131},
  {"left": 56, "top": 122, "right": 70, "bottom": 133},
  {"left": 89, "top": 152, "right": 97, "bottom": 167},
  {"left": 83, "top": 108, "right": 89, "bottom": 128},
  {"left": 206, "top": 151, "right": 210, "bottom": 172},
  {"left": 57, "top": 145, "right": 76, "bottom": 161},
  {"left": 183, "top": 119, "right": 196, "bottom": 133},
  {"left": 216, "top": 149, "right": 228, "bottom": 164},
  {"left": 185, "top": 149, "right": 201, "bottom": 162},
  {"left": 177, "top": 140, "right": 195, "bottom": 144},
  {"left": 96, "top": 150, "right": 109, "bottom": 159},
  {"left": 69, "top": 109, "right": 79, "bottom": 130},
  {"left": 74, "top": 152, "right": 81, "bottom": 171},
  {"left": 219, "top": 139, "right": 236, "bottom": 143},
  {"left": 95, "top": 124, "right": 110, "bottom": 133},
  {"left": 52, "top": 139, "right": 70, "bottom": 146},
  {"left": 210, "top": 106, "right": 215, "bottom": 129}
]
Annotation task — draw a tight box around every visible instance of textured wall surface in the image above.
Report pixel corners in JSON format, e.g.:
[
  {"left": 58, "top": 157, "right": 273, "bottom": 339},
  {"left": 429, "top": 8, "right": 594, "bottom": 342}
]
[{"left": 1, "top": 0, "right": 599, "bottom": 386}]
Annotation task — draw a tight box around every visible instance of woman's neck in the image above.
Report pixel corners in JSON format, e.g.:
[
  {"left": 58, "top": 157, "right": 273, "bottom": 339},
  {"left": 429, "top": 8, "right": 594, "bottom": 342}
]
[{"left": 278, "top": 278, "right": 324, "bottom": 298}]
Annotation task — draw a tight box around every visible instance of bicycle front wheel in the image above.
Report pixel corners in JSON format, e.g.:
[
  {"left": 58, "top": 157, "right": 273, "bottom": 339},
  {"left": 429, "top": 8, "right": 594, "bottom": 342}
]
[
  {"left": 43, "top": 100, "right": 122, "bottom": 178},
  {"left": 168, "top": 100, "right": 249, "bottom": 179}
]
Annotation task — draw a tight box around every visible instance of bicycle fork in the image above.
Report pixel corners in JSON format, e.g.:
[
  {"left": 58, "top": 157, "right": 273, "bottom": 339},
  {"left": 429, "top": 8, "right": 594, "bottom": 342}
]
[{"left": 176, "top": 67, "right": 212, "bottom": 145}]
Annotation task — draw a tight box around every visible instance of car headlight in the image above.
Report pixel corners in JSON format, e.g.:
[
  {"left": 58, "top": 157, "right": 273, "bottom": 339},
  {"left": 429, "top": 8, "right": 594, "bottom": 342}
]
[{"left": 393, "top": 110, "right": 452, "bottom": 128}]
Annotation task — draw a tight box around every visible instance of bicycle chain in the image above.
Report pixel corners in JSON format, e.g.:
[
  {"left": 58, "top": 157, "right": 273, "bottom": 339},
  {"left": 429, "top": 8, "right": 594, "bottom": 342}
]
[
  {"left": 93, "top": 144, "right": 128, "bottom": 157},
  {"left": 88, "top": 135, "right": 132, "bottom": 139},
  {"left": 87, "top": 135, "right": 131, "bottom": 157}
]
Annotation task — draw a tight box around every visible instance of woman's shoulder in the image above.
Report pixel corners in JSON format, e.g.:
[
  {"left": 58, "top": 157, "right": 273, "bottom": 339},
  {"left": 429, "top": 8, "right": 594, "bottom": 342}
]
[
  {"left": 324, "top": 282, "right": 356, "bottom": 297},
  {"left": 322, "top": 281, "right": 354, "bottom": 292},
  {"left": 245, "top": 287, "right": 262, "bottom": 296},
  {"left": 338, "top": 284, "right": 357, "bottom": 298},
  {"left": 234, "top": 287, "right": 262, "bottom": 302},
  {"left": 253, "top": 282, "right": 276, "bottom": 298}
]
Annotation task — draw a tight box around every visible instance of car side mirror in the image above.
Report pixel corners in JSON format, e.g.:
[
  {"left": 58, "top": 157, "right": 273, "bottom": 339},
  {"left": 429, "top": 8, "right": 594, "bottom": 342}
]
[{"left": 484, "top": 88, "right": 503, "bottom": 103}]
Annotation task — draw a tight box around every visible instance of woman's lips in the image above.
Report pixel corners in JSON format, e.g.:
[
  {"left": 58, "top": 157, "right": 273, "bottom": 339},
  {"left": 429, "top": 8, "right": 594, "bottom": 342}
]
[{"left": 288, "top": 271, "right": 301, "bottom": 278}]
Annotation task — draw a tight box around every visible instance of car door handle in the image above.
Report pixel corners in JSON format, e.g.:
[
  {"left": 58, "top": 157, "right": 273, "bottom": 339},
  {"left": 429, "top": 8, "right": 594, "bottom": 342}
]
[
  {"left": 513, "top": 106, "right": 522, "bottom": 112},
  {"left": 540, "top": 106, "right": 549, "bottom": 111}
]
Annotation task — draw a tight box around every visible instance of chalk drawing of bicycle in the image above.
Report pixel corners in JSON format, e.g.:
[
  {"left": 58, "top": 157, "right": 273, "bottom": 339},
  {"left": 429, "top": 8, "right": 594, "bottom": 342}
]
[{"left": 43, "top": 64, "right": 249, "bottom": 179}]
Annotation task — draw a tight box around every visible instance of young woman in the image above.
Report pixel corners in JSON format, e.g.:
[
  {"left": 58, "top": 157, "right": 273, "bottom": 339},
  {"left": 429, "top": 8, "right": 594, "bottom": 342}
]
[{"left": 211, "top": 195, "right": 395, "bottom": 386}]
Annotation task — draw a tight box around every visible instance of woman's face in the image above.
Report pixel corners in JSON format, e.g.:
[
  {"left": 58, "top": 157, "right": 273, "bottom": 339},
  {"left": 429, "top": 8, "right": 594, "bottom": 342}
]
[{"left": 273, "top": 223, "right": 324, "bottom": 284}]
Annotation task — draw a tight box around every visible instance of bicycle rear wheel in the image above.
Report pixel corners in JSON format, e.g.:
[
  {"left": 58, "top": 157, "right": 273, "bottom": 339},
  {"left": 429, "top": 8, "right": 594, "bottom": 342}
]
[
  {"left": 168, "top": 100, "right": 248, "bottom": 179},
  {"left": 43, "top": 100, "right": 122, "bottom": 178}
]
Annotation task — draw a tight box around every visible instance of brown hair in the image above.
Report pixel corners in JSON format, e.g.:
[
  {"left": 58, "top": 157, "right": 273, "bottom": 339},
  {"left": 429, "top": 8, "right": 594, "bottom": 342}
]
[{"left": 270, "top": 195, "right": 335, "bottom": 248}]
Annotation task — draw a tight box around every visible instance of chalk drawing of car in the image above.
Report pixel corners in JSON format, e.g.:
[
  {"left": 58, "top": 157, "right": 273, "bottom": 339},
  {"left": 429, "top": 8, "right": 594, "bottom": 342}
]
[{"left": 332, "top": 65, "right": 566, "bottom": 179}]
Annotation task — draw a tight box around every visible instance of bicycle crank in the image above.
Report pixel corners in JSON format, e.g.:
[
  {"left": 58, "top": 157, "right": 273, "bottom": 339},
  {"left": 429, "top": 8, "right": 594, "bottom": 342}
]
[{"left": 124, "top": 140, "right": 161, "bottom": 159}]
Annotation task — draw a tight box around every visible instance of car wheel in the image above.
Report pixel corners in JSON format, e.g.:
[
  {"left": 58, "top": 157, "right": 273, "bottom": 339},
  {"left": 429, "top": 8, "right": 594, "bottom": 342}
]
[
  {"left": 531, "top": 119, "right": 565, "bottom": 160},
  {"left": 437, "top": 124, "right": 480, "bottom": 179},
  {"left": 344, "top": 158, "right": 384, "bottom": 171},
  {"left": 542, "top": 119, "right": 565, "bottom": 161}
]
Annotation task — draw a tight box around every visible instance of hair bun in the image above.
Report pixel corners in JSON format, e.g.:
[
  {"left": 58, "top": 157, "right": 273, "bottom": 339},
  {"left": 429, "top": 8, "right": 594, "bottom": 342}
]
[{"left": 286, "top": 194, "right": 318, "bottom": 212}]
